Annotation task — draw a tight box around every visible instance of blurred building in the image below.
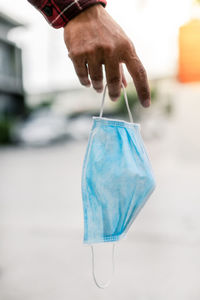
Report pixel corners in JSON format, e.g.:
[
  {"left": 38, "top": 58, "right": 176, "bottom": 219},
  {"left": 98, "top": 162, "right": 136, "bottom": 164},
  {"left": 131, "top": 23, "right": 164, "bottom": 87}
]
[{"left": 0, "top": 12, "right": 24, "bottom": 117}]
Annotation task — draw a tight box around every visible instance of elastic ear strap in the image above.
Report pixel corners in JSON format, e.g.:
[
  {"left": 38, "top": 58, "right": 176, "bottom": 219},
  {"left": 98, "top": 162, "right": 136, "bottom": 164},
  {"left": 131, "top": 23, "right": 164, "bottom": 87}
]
[
  {"left": 91, "top": 243, "right": 115, "bottom": 289},
  {"left": 121, "top": 83, "right": 134, "bottom": 123},
  {"left": 99, "top": 83, "right": 107, "bottom": 118},
  {"left": 99, "top": 83, "right": 134, "bottom": 123}
]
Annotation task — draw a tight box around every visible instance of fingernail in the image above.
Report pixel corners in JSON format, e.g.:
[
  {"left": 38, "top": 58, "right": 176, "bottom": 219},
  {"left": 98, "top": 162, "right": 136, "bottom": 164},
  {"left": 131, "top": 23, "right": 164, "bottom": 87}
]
[
  {"left": 110, "top": 96, "right": 119, "bottom": 102},
  {"left": 81, "top": 79, "right": 90, "bottom": 87},
  {"left": 96, "top": 89, "right": 103, "bottom": 93},
  {"left": 95, "top": 86, "right": 103, "bottom": 93},
  {"left": 93, "top": 81, "right": 103, "bottom": 92},
  {"left": 143, "top": 99, "right": 150, "bottom": 107}
]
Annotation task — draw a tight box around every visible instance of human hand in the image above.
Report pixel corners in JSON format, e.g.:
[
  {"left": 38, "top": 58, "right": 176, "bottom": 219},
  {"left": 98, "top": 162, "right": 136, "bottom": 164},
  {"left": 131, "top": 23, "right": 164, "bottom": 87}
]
[{"left": 64, "top": 4, "right": 151, "bottom": 107}]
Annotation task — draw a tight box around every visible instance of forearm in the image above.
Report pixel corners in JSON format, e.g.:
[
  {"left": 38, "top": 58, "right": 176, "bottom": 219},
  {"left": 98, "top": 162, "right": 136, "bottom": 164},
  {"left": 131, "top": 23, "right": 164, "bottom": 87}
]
[{"left": 27, "top": 0, "right": 107, "bottom": 28}]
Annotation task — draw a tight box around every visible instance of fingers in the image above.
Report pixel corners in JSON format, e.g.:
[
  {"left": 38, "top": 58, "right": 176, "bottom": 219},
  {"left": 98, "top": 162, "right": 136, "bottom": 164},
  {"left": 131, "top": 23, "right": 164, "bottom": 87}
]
[
  {"left": 73, "top": 57, "right": 125, "bottom": 100},
  {"left": 72, "top": 59, "right": 91, "bottom": 87},
  {"left": 89, "top": 61, "right": 125, "bottom": 96},
  {"left": 124, "top": 45, "right": 151, "bottom": 107},
  {"left": 105, "top": 60, "right": 122, "bottom": 101},
  {"left": 88, "top": 61, "right": 103, "bottom": 93},
  {"left": 70, "top": 42, "right": 149, "bottom": 107},
  {"left": 71, "top": 54, "right": 104, "bottom": 93}
]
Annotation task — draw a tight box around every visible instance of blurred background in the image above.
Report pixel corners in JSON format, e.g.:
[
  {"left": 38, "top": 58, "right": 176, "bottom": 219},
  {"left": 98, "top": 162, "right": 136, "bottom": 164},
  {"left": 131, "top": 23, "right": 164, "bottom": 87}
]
[{"left": 0, "top": 0, "right": 200, "bottom": 299}]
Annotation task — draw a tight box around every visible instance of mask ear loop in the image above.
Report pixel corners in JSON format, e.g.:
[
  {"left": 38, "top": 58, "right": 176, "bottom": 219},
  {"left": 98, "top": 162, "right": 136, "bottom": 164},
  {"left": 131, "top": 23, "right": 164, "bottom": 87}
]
[
  {"left": 99, "top": 83, "right": 134, "bottom": 123},
  {"left": 91, "top": 243, "right": 115, "bottom": 289}
]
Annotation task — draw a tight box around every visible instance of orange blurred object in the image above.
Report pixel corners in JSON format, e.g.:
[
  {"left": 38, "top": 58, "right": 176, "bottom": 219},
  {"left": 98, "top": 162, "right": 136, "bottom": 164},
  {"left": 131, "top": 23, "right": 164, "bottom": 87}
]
[{"left": 178, "top": 19, "right": 200, "bottom": 83}]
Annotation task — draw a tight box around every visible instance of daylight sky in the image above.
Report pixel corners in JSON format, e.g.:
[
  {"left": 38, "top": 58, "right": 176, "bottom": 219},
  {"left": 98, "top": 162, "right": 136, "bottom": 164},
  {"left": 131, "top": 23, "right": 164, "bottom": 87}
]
[{"left": 0, "top": 0, "right": 193, "bottom": 93}]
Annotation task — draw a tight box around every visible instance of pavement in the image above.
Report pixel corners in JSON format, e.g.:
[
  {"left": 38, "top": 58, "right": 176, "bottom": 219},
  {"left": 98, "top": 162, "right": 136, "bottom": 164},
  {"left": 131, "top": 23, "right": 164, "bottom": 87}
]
[{"left": 0, "top": 83, "right": 200, "bottom": 300}]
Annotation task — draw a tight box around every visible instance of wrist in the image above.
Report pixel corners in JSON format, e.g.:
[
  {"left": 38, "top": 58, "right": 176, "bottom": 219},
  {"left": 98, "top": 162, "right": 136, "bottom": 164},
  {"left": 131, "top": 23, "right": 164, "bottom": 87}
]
[
  {"left": 28, "top": 0, "right": 107, "bottom": 29},
  {"left": 64, "top": 3, "right": 104, "bottom": 28}
]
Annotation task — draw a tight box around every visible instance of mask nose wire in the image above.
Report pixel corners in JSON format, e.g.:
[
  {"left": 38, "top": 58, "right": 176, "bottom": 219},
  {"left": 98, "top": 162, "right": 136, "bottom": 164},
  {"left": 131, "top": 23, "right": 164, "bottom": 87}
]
[
  {"left": 99, "top": 83, "right": 134, "bottom": 123},
  {"left": 91, "top": 243, "right": 115, "bottom": 289}
]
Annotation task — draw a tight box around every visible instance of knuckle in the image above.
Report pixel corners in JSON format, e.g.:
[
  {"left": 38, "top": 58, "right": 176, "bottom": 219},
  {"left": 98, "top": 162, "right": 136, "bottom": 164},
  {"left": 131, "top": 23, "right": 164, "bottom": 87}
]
[
  {"left": 121, "top": 38, "right": 131, "bottom": 50},
  {"left": 128, "top": 39, "right": 135, "bottom": 50},
  {"left": 93, "top": 44, "right": 103, "bottom": 52},
  {"left": 70, "top": 46, "right": 96, "bottom": 59},
  {"left": 85, "top": 47, "right": 96, "bottom": 56},
  {"left": 136, "top": 66, "right": 147, "bottom": 80},
  {"left": 123, "top": 41, "right": 136, "bottom": 61},
  {"left": 108, "top": 76, "right": 121, "bottom": 85},
  {"left": 103, "top": 44, "right": 114, "bottom": 55},
  {"left": 91, "top": 75, "right": 103, "bottom": 82},
  {"left": 68, "top": 49, "right": 82, "bottom": 60}
]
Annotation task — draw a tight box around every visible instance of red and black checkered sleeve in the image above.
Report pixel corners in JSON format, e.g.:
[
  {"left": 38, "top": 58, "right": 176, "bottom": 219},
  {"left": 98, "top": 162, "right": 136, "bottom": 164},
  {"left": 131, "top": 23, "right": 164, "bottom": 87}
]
[{"left": 27, "top": 0, "right": 107, "bottom": 28}]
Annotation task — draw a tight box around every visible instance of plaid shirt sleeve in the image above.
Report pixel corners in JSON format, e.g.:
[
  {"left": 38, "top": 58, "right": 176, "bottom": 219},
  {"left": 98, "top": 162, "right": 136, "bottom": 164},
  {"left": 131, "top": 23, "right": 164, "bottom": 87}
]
[{"left": 27, "top": 0, "right": 107, "bottom": 28}]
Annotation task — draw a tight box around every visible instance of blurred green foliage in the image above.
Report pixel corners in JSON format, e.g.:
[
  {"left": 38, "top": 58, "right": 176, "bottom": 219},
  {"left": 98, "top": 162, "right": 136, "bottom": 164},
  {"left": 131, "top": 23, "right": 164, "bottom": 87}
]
[
  {"left": 0, "top": 117, "right": 15, "bottom": 144},
  {"left": 163, "top": 95, "right": 173, "bottom": 116},
  {"left": 115, "top": 86, "right": 157, "bottom": 116},
  {"left": 26, "top": 98, "right": 53, "bottom": 115},
  {"left": 34, "top": 99, "right": 53, "bottom": 110}
]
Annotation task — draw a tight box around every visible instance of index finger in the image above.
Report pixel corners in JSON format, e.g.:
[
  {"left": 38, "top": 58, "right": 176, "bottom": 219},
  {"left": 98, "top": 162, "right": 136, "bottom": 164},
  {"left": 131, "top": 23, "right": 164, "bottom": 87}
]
[{"left": 124, "top": 47, "right": 151, "bottom": 107}]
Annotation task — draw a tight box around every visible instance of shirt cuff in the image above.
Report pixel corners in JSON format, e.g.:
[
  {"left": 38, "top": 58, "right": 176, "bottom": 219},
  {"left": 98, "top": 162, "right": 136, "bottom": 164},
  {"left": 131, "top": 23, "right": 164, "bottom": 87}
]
[{"left": 28, "top": 0, "right": 107, "bottom": 29}]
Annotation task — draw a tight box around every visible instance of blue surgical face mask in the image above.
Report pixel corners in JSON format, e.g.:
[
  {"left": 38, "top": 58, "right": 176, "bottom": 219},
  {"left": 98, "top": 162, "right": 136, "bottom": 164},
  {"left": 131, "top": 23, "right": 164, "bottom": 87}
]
[{"left": 81, "top": 84, "right": 156, "bottom": 288}]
